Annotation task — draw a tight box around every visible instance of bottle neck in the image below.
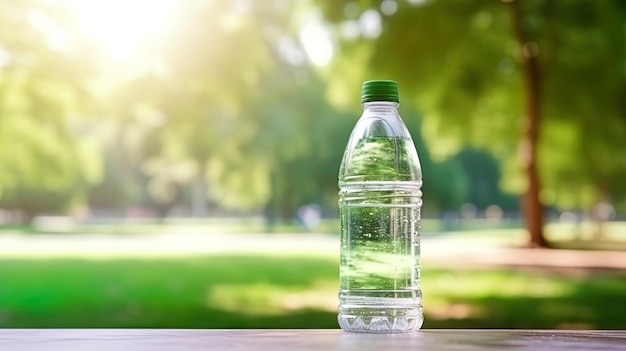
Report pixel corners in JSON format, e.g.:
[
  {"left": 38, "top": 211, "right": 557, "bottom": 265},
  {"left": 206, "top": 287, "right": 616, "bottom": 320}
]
[{"left": 362, "top": 101, "right": 399, "bottom": 112}]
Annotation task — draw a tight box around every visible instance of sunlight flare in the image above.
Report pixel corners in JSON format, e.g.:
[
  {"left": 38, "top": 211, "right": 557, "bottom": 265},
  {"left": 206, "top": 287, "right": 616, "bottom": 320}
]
[{"left": 64, "top": 0, "right": 178, "bottom": 60}]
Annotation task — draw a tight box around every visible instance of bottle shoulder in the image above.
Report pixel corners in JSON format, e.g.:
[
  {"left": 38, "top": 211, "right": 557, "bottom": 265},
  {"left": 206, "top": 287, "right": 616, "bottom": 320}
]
[
  {"left": 338, "top": 135, "right": 422, "bottom": 182},
  {"left": 357, "top": 108, "right": 411, "bottom": 139},
  {"left": 339, "top": 102, "right": 422, "bottom": 182}
]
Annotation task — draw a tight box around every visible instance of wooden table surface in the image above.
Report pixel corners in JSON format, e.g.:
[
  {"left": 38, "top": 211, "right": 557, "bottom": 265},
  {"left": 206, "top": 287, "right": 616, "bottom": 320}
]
[{"left": 0, "top": 329, "right": 625, "bottom": 351}]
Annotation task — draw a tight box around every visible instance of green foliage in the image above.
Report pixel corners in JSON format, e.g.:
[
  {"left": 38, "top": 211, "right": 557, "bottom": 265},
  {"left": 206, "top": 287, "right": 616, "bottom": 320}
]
[
  {"left": 317, "top": 0, "right": 626, "bottom": 214},
  {"left": 1, "top": 0, "right": 622, "bottom": 219},
  {"left": 0, "top": 132, "right": 98, "bottom": 217},
  {"left": 112, "top": 1, "right": 309, "bottom": 213},
  {"left": 538, "top": 0, "right": 626, "bottom": 210},
  {"left": 249, "top": 73, "right": 355, "bottom": 219},
  {"left": 400, "top": 110, "right": 469, "bottom": 212},
  {"left": 453, "top": 148, "right": 519, "bottom": 211},
  {"left": 0, "top": 1, "right": 100, "bottom": 218}
]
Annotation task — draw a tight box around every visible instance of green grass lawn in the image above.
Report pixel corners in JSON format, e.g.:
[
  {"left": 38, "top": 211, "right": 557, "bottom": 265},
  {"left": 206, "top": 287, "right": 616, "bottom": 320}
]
[
  {"left": 1, "top": 221, "right": 625, "bottom": 328},
  {"left": 0, "top": 256, "right": 339, "bottom": 328},
  {"left": 1, "top": 254, "right": 625, "bottom": 329}
]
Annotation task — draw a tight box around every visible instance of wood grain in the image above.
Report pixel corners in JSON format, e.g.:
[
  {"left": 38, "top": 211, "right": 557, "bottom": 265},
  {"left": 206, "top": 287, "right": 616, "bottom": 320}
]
[{"left": 0, "top": 329, "right": 624, "bottom": 351}]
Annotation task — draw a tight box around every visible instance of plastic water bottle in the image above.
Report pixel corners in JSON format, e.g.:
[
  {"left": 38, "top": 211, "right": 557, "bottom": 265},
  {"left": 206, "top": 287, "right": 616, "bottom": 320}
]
[{"left": 338, "top": 80, "right": 423, "bottom": 333}]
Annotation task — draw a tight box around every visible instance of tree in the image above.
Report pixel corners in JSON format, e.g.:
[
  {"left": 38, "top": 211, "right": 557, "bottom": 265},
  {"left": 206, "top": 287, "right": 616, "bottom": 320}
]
[
  {"left": 317, "top": 0, "right": 626, "bottom": 247},
  {"left": 82, "top": 0, "right": 294, "bottom": 217},
  {"left": 453, "top": 148, "right": 519, "bottom": 212},
  {"left": 536, "top": 0, "right": 626, "bottom": 236},
  {"left": 0, "top": 1, "right": 100, "bottom": 220}
]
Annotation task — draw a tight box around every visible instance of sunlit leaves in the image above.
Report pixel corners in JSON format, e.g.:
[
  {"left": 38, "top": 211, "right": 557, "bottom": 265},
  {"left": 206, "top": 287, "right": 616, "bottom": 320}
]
[
  {"left": 0, "top": 106, "right": 97, "bottom": 215},
  {"left": 0, "top": 1, "right": 99, "bottom": 216},
  {"left": 319, "top": 0, "right": 626, "bottom": 214}
]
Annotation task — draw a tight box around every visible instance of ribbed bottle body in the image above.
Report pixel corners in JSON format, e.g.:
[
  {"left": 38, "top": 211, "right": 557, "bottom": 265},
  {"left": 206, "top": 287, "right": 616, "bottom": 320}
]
[{"left": 338, "top": 100, "right": 423, "bottom": 333}]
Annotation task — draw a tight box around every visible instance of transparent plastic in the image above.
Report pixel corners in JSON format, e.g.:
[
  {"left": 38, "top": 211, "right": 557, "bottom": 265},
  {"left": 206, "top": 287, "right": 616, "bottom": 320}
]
[{"left": 338, "top": 101, "right": 423, "bottom": 333}]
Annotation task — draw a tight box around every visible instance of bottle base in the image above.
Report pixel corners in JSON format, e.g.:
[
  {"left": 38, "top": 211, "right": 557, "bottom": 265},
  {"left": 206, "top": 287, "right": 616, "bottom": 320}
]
[{"left": 338, "top": 315, "right": 423, "bottom": 333}]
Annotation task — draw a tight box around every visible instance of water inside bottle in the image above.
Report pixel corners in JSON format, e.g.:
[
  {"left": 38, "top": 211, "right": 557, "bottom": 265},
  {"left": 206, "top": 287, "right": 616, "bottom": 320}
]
[{"left": 338, "top": 182, "right": 423, "bottom": 332}]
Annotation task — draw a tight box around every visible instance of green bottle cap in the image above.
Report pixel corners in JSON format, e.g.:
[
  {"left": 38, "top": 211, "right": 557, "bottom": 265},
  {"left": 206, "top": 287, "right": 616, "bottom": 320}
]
[{"left": 361, "top": 80, "right": 399, "bottom": 103}]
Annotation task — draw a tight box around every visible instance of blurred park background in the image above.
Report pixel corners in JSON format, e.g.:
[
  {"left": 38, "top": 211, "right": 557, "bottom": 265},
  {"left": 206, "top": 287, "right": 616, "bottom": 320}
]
[{"left": 1, "top": 0, "right": 626, "bottom": 329}]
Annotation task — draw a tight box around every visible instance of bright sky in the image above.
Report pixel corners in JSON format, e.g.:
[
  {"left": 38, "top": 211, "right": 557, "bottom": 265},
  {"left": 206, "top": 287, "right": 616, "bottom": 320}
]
[
  {"left": 33, "top": 1, "right": 343, "bottom": 67},
  {"left": 62, "top": 0, "right": 178, "bottom": 61}
]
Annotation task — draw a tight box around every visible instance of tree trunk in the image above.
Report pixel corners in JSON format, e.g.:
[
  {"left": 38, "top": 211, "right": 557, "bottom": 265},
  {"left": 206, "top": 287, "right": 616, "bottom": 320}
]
[
  {"left": 263, "top": 170, "right": 279, "bottom": 233},
  {"left": 191, "top": 172, "right": 208, "bottom": 218},
  {"left": 155, "top": 196, "right": 178, "bottom": 223},
  {"left": 508, "top": 0, "right": 548, "bottom": 248},
  {"left": 591, "top": 189, "right": 611, "bottom": 240}
]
